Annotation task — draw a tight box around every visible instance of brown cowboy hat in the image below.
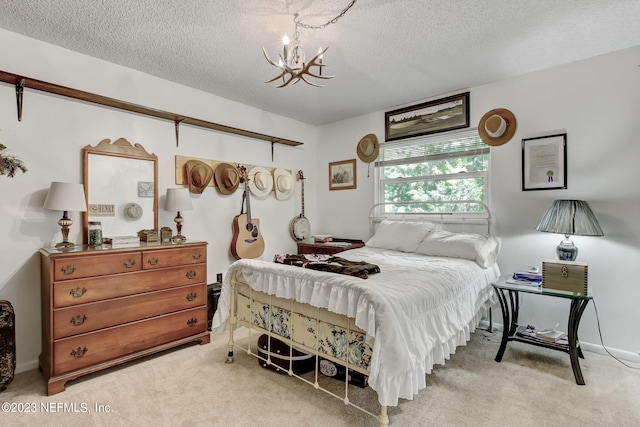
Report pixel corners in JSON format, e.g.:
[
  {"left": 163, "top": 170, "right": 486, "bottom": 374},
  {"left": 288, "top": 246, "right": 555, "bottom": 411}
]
[
  {"left": 478, "top": 108, "right": 517, "bottom": 146},
  {"left": 357, "top": 134, "right": 379, "bottom": 163},
  {"left": 214, "top": 162, "right": 240, "bottom": 195},
  {"left": 184, "top": 160, "right": 214, "bottom": 194}
]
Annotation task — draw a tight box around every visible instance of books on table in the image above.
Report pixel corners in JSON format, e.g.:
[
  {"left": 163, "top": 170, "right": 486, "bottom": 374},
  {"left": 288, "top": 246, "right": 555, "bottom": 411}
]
[
  {"left": 506, "top": 271, "right": 542, "bottom": 287},
  {"left": 517, "top": 325, "right": 568, "bottom": 343}
]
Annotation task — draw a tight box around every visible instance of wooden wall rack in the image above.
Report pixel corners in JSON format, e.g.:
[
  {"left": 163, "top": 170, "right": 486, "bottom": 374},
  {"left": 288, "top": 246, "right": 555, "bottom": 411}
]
[{"left": 0, "top": 70, "right": 303, "bottom": 149}]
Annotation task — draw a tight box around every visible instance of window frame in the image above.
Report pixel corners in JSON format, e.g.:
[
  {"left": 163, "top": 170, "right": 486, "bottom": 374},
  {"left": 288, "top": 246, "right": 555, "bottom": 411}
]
[{"left": 374, "top": 128, "right": 491, "bottom": 217}]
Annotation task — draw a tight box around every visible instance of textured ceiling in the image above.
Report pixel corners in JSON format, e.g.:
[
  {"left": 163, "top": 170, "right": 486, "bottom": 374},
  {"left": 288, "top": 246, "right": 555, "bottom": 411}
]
[{"left": 1, "top": 0, "right": 640, "bottom": 126}]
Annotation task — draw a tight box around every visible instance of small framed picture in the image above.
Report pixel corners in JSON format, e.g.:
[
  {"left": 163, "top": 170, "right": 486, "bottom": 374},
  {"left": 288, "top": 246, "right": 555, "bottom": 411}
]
[
  {"left": 329, "top": 159, "right": 357, "bottom": 191},
  {"left": 138, "top": 181, "right": 154, "bottom": 198},
  {"left": 522, "top": 133, "right": 567, "bottom": 191}
]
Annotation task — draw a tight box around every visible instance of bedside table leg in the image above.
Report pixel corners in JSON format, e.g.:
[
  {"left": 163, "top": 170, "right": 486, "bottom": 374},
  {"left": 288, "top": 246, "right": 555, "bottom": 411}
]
[
  {"left": 567, "top": 299, "right": 590, "bottom": 385},
  {"left": 494, "top": 288, "right": 511, "bottom": 362}
]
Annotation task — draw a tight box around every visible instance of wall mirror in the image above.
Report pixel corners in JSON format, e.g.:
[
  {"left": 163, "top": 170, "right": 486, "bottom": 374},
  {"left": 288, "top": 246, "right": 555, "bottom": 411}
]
[{"left": 82, "top": 138, "right": 158, "bottom": 243}]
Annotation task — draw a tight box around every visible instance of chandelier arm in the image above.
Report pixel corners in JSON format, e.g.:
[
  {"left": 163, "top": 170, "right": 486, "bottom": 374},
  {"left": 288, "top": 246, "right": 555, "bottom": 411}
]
[
  {"left": 298, "top": 75, "right": 323, "bottom": 87},
  {"left": 265, "top": 72, "right": 287, "bottom": 84}
]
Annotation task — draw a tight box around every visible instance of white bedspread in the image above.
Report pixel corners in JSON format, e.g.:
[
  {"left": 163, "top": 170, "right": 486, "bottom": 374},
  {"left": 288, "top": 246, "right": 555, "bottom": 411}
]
[{"left": 212, "top": 246, "right": 500, "bottom": 406}]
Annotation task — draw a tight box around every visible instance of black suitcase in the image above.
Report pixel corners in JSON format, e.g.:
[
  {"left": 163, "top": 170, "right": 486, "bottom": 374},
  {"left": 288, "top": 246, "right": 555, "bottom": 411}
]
[
  {"left": 257, "top": 334, "right": 315, "bottom": 375},
  {"left": 0, "top": 300, "right": 16, "bottom": 392}
]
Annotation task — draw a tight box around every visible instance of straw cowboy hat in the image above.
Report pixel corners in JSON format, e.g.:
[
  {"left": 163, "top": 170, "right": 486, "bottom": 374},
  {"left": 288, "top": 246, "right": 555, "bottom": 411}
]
[
  {"left": 214, "top": 162, "right": 240, "bottom": 195},
  {"left": 273, "top": 168, "right": 294, "bottom": 200},
  {"left": 248, "top": 166, "right": 273, "bottom": 198},
  {"left": 357, "top": 134, "right": 379, "bottom": 163},
  {"left": 184, "top": 160, "right": 214, "bottom": 194},
  {"left": 478, "top": 108, "right": 517, "bottom": 146}
]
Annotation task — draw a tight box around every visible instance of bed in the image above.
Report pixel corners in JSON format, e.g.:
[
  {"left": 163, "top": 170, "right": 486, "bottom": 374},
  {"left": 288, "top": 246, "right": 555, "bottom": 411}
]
[{"left": 212, "top": 201, "right": 501, "bottom": 426}]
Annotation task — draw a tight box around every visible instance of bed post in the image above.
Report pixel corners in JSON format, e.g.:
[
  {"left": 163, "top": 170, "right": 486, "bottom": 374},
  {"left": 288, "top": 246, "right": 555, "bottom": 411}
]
[
  {"left": 379, "top": 405, "right": 389, "bottom": 426},
  {"left": 225, "top": 274, "right": 237, "bottom": 364}
]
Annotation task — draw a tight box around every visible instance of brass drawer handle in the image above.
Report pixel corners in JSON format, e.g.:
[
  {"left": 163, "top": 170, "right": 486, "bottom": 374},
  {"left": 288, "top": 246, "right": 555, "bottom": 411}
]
[
  {"left": 69, "top": 287, "right": 87, "bottom": 298},
  {"left": 186, "top": 318, "right": 198, "bottom": 327},
  {"left": 61, "top": 265, "right": 77, "bottom": 275},
  {"left": 70, "top": 314, "right": 87, "bottom": 326},
  {"left": 186, "top": 292, "right": 197, "bottom": 301},
  {"left": 192, "top": 252, "right": 202, "bottom": 260},
  {"left": 186, "top": 270, "right": 197, "bottom": 279},
  {"left": 124, "top": 259, "right": 136, "bottom": 268},
  {"left": 148, "top": 257, "right": 159, "bottom": 265},
  {"left": 70, "top": 346, "right": 88, "bottom": 358}
]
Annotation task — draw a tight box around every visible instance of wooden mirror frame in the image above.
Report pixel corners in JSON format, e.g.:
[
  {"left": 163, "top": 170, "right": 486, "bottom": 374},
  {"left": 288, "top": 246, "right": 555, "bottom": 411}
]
[{"left": 82, "top": 138, "right": 158, "bottom": 244}]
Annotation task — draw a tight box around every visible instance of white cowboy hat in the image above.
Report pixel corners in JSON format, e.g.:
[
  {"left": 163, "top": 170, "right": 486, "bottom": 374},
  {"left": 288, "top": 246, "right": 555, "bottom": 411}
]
[
  {"left": 125, "top": 203, "right": 143, "bottom": 220},
  {"left": 248, "top": 166, "right": 274, "bottom": 197},
  {"left": 273, "top": 168, "right": 294, "bottom": 200},
  {"left": 357, "top": 134, "right": 379, "bottom": 163},
  {"left": 478, "top": 108, "right": 517, "bottom": 146}
]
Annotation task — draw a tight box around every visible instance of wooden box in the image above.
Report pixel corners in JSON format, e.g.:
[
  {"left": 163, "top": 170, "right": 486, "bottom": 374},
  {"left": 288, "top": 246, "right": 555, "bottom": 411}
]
[{"left": 542, "top": 260, "right": 588, "bottom": 294}]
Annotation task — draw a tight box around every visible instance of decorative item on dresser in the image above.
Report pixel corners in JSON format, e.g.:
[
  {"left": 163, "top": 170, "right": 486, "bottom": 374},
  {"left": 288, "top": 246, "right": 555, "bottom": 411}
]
[
  {"left": 39, "top": 241, "right": 209, "bottom": 395},
  {"left": 43, "top": 182, "right": 88, "bottom": 249},
  {"left": 164, "top": 187, "right": 194, "bottom": 243}
]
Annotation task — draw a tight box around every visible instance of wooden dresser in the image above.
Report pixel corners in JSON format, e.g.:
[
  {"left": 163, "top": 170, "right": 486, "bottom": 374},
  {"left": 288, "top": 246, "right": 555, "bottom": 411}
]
[{"left": 39, "top": 241, "right": 210, "bottom": 395}]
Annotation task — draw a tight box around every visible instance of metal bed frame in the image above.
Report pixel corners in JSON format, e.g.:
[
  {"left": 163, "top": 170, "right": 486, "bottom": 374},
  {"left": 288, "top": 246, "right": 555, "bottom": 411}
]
[{"left": 224, "top": 201, "right": 494, "bottom": 426}]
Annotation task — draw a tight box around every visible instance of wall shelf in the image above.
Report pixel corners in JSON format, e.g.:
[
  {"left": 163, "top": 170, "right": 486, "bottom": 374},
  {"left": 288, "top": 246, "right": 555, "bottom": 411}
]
[{"left": 0, "top": 70, "right": 303, "bottom": 148}]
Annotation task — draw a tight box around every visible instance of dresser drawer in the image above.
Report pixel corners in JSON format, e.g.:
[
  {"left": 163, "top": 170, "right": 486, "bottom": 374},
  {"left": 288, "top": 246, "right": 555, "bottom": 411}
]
[
  {"left": 53, "top": 283, "right": 206, "bottom": 339},
  {"left": 53, "top": 264, "right": 206, "bottom": 308},
  {"left": 53, "top": 252, "right": 142, "bottom": 281},
  {"left": 53, "top": 306, "right": 208, "bottom": 375},
  {"left": 143, "top": 245, "right": 206, "bottom": 269}
]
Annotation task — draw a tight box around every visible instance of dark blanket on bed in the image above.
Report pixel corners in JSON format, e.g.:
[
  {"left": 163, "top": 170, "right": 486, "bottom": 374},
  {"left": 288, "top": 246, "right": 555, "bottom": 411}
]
[{"left": 273, "top": 253, "right": 380, "bottom": 279}]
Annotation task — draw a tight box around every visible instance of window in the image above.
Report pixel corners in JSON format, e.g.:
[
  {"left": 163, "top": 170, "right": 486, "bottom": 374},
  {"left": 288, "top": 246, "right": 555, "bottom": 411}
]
[{"left": 375, "top": 129, "right": 489, "bottom": 214}]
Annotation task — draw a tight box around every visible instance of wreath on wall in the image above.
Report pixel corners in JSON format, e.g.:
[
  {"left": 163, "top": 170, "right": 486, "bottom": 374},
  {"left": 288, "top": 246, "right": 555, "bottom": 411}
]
[{"left": 0, "top": 144, "right": 28, "bottom": 178}]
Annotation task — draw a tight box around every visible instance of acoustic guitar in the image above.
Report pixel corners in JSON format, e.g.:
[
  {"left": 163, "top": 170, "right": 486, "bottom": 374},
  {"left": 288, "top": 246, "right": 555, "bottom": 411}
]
[
  {"left": 230, "top": 166, "right": 265, "bottom": 259},
  {"left": 290, "top": 170, "right": 311, "bottom": 241}
]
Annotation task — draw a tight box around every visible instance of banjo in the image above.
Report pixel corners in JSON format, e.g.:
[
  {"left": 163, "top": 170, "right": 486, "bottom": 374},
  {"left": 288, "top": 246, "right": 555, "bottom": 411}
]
[{"left": 290, "top": 170, "right": 311, "bottom": 241}]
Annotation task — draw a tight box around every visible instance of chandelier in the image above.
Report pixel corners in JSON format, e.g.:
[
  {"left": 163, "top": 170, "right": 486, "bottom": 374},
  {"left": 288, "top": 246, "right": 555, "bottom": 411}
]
[{"left": 263, "top": 1, "right": 357, "bottom": 88}]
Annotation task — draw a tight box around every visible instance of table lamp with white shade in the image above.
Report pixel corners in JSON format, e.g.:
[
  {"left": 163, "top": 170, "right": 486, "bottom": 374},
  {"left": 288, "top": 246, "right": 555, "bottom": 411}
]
[
  {"left": 165, "top": 187, "right": 193, "bottom": 243},
  {"left": 43, "top": 182, "right": 87, "bottom": 248}
]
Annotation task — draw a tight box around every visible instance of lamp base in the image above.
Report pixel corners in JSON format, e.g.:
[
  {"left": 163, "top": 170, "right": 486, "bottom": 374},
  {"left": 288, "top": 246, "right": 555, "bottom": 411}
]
[
  {"left": 55, "top": 241, "right": 76, "bottom": 249},
  {"left": 557, "top": 235, "right": 578, "bottom": 261}
]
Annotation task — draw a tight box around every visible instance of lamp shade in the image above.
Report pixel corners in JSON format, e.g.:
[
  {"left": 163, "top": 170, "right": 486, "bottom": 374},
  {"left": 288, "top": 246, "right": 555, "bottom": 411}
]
[
  {"left": 43, "top": 182, "right": 87, "bottom": 212},
  {"left": 164, "top": 187, "right": 193, "bottom": 212},
  {"left": 536, "top": 200, "right": 603, "bottom": 236}
]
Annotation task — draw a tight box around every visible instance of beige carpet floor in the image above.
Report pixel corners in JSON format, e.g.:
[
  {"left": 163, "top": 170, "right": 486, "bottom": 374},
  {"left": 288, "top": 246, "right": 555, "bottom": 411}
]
[{"left": 2, "top": 328, "right": 640, "bottom": 426}]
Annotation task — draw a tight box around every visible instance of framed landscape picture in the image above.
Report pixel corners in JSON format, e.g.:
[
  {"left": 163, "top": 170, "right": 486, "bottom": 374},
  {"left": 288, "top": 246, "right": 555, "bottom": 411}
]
[
  {"left": 329, "top": 159, "right": 356, "bottom": 190},
  {"left": 384, "top": 92, "right": 470, "bottom": 142}
]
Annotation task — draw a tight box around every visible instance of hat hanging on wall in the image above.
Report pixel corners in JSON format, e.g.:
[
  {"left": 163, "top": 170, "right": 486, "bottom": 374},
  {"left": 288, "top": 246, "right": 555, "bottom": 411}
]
[
  {"left": 478, "top": 108, "right": 517, "bottom": 146},
  {"left": 248, "top": 166, "right": 274, "bottom": 198},
  {"left": 184, "top": 160, "right": 214, "bottom": 194},
  {"left": 273, "top": 168, "right": 294, "bottom": 200},
  {"left": 125, "top": 203, "right": 143, "bottom": 220},
  {"left": 214, "top": 162, "right": 240, "bottom": 195},
  {"left": 357, "top": 133, "right": 379, "bottom": 177}
]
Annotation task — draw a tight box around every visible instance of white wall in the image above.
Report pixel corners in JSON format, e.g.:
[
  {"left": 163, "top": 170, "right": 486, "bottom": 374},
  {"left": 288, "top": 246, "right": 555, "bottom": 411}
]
[
  {"left": 317, "top": 45, "right": 640, "bottom": 361},
  {"left": 0, "top": 29, "right": 319, "bottom": 372}
]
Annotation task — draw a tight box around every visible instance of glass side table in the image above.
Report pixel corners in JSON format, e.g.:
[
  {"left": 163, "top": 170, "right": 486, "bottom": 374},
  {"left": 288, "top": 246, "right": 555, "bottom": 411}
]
[{"left": 492, "top": 274, "right": 593, "bottom": 385}]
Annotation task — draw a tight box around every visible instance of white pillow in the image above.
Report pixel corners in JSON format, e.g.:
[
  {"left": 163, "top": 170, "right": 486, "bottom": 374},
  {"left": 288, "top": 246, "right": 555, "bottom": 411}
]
[
  {"left": 366, "top": 220, "right": 436, "bottom": 252},
  {"left": 416, "top": 226, "right": 501, "bottom": 268}
]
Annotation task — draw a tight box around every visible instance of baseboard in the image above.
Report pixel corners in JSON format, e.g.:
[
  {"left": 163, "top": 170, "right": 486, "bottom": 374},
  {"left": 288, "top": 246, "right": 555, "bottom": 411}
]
[{"left": 16, "top": 359, "right": 39, "bottom": 374}]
